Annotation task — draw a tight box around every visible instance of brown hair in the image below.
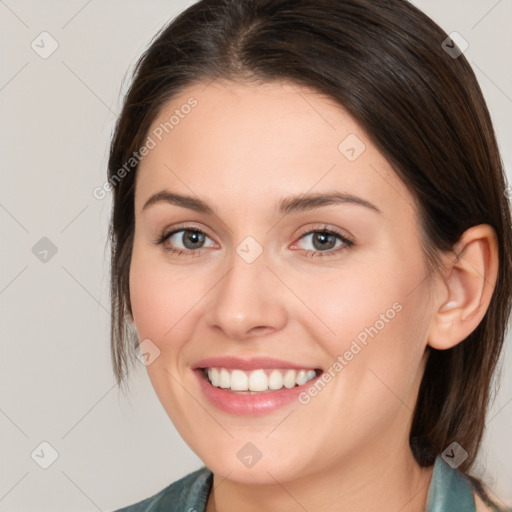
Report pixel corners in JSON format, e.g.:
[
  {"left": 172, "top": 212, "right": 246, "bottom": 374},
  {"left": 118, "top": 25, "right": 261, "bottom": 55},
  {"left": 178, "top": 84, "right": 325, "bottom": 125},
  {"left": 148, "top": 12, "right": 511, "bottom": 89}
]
[{"left": 107, "top": 0, "right": 512, "bottom": 506}]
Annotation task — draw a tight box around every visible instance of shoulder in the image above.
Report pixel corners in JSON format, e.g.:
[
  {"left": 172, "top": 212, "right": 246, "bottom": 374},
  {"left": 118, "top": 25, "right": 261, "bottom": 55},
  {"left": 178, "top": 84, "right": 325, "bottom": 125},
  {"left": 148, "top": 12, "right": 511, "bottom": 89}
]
[{"left": 111, "top": 466, "right": 213, "bottom": 512}]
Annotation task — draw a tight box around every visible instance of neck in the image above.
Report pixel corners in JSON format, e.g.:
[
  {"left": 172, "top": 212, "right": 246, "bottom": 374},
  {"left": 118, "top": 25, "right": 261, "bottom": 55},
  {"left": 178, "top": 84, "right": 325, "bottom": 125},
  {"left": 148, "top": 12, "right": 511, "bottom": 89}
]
[{"left": 206, "top": 446, "right": 434, "bottom": 512}]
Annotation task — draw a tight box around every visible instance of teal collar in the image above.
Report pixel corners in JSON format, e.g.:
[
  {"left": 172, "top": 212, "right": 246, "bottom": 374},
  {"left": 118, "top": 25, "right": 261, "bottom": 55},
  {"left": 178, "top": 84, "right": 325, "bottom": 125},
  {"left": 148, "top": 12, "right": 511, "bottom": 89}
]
[{"left": 425, "top": 455, "right": 475, "bottom": 511}]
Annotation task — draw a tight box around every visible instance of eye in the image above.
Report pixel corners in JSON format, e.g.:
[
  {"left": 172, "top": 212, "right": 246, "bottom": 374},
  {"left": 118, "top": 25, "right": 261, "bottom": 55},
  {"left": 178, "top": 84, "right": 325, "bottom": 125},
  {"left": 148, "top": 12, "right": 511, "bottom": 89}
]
[
  {"left": 153, "top": 226, "right": 216, "bottom": 257},
  {"left": 291, "top": 226, "right": 355, "bottom": 258},
  {"left": 153, "top": 224, "right": 355, "bottom": 258}
]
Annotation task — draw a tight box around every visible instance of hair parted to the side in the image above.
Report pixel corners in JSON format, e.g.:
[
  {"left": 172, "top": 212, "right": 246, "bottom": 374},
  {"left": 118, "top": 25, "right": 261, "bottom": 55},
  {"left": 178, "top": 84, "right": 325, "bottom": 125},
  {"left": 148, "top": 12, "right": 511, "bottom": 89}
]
[{"left": 107, "top": 0, "right": 512, "bottom": 506}]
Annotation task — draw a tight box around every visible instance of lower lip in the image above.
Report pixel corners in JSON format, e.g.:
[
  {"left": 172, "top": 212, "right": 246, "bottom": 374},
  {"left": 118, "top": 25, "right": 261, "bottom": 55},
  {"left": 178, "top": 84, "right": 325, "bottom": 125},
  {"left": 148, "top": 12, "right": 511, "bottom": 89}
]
[{"left": 193, "top": 369, "right": 322, "bottom": 416}]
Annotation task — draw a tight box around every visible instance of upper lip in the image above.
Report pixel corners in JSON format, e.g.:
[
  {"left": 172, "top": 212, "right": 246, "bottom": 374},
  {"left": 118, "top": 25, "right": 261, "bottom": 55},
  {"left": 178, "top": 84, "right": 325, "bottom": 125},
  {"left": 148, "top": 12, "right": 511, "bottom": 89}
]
[{"left": 192, "top": 356, "right": 322, "bottom": 372}]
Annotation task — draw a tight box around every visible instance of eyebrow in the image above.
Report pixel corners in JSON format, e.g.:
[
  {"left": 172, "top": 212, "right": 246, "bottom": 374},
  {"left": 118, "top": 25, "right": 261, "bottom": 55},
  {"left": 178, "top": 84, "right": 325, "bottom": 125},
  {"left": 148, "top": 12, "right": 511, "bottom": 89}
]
[{"left": 141, "top": 190, "right": 381, "bottom": 216}]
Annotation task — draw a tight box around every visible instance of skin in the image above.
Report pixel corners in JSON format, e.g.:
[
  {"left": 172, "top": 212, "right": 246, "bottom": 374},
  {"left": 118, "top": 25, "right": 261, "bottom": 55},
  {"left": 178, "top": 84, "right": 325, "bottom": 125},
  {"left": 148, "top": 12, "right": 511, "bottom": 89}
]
[{"left": 128, "top": 80, "right": 498, "bottom": 512}]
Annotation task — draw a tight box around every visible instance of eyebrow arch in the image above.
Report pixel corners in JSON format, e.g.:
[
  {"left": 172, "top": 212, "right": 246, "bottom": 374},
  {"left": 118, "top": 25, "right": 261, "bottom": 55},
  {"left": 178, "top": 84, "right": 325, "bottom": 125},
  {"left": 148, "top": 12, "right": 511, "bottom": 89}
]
[
  {"left": 141, "top": 190, "right": 381, "bottom": 216},
  {"left": 278, "top": 192, "right": 381, "bottom": 216},
  {"left": 142, "top": 190, "right": 213, "bottom": 214}
]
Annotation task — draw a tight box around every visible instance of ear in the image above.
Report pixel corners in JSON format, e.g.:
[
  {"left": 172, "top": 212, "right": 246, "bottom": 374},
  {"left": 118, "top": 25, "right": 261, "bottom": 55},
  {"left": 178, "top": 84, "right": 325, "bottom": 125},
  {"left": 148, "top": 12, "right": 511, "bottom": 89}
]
[{"left": 428, "top": 224, "right": 499, "bottom": 350}]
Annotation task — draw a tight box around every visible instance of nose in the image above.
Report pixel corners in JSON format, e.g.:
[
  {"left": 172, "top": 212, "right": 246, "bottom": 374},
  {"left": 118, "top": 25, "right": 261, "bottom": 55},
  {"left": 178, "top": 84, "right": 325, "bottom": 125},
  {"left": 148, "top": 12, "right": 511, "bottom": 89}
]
[{"left": 204, "top": 249, "right": 288, "bottom": 341}]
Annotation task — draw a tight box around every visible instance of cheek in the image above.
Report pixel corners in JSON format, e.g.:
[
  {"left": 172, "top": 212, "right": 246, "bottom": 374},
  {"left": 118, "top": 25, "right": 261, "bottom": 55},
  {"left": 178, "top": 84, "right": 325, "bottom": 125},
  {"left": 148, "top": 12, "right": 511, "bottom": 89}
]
[
  {"left": 292, "top": 262, "right": 401, "bottom": 349},
  {"left": 293, "top": 246, "right": 430, "bottom": 381},
  {"left": 291, "top": 267, "right": 430, "bottom": 445},
  {"left": 128, "top": 248, "right": 208, "bottom": 417},
  {"left": 128, "top": 244, "right": 206, "bottom": 346}
]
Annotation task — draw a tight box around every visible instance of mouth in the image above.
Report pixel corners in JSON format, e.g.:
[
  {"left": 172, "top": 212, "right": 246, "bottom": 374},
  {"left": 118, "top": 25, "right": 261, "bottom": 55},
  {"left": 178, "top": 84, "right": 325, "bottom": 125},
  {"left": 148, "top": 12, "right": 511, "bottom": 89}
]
[
  {"left": 198, "top": 367, "right": 323, "bottom": 394},
  {"left": 191, "top": 356, "right": 324, "bottom": 415}
]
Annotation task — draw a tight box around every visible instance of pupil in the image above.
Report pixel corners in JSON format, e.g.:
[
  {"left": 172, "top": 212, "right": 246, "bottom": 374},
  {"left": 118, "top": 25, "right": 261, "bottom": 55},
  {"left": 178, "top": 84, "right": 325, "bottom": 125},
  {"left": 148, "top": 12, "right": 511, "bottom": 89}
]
[
  {"left": 313, "top": 232, "right": 335, "bottom": 251},
  {"left": 184, "top": 231, "right": 204, "bottom": 249}
]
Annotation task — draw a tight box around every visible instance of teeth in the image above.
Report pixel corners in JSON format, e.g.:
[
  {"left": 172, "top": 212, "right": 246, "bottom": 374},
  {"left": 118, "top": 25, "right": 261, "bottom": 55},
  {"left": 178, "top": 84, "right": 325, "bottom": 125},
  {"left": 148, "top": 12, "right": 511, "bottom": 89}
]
[
  {"left": 205, "top": 367, "right": 318, "bottom": 392},
  {"left": 231, "top": 369, "right": 248, "bottom": 391},
  {"left": 296, "top": 369, "right": 308, "bottom": 386},
  {"left": 268, "top": 369, "right": 284, "bottom": 390},
  {"left": 219, "top": 368, "right": 230, "bottom": 388},
  {"left": 283, "top": 369, "right": 296, "bottom": 389},
  {"left": 248, "top": 369, "right": 268, "bottom": 392}
]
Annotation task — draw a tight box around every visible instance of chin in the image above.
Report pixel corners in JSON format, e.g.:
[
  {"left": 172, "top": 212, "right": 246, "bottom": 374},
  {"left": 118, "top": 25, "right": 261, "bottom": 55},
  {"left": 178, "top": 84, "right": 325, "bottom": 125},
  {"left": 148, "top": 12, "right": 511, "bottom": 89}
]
[{"left": 202, "top": 451, "right": 311, "bottom": 485}]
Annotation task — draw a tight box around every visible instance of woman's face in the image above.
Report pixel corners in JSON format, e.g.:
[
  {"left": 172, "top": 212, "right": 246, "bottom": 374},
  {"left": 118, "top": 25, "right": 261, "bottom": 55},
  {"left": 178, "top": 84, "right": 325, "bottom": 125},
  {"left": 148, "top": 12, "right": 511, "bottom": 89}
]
[{"left": 129, "top": 80, "right": 437, "bottom": 483}]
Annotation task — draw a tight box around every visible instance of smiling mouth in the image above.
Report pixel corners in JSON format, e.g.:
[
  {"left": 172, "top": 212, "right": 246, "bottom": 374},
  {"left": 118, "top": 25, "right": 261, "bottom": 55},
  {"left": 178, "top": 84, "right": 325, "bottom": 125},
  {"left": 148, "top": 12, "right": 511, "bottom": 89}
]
[{"left": 200, "top": 367, "right": 323, "bottom": 393}]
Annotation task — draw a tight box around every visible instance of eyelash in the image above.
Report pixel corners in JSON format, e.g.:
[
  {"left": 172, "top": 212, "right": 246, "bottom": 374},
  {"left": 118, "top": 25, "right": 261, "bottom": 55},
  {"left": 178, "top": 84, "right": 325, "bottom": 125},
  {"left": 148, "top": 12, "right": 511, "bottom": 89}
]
[{"left": 153, "top": 224, "right": 355, "bottom": 258}]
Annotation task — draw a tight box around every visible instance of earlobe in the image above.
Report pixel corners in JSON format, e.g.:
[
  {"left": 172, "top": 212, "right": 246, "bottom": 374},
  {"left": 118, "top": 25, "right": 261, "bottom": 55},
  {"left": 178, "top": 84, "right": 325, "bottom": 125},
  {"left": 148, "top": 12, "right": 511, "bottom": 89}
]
[{"left": 427, "top": 224, "right": 498, "bottom": 351}]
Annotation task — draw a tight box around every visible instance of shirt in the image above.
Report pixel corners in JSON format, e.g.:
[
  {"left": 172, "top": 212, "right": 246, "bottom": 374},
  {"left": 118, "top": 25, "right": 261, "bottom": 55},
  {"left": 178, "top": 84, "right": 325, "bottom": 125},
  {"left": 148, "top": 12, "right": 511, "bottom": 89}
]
[{"left": 112, "top": 455, "right": 477, "bottom": 511}]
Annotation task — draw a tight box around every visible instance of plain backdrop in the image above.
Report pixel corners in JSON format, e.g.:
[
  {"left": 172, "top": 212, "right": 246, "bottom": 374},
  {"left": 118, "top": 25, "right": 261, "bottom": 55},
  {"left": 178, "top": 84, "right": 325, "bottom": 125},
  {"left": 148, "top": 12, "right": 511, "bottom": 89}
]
[{"left": 0, "top": 1, "right": 511, "bottom": 510}]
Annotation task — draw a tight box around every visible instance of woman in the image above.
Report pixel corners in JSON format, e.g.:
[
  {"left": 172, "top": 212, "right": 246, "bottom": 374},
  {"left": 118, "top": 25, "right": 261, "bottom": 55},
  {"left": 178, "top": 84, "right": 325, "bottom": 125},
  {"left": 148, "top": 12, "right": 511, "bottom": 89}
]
[{"left": 107, "top": 0, "right": 512, "bottom": 510}]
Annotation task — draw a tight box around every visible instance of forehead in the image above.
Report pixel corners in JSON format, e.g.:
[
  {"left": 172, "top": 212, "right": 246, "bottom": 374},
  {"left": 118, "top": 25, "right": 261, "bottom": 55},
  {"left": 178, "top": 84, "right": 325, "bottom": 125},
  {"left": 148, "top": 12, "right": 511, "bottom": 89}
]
[{"left": 135, "top": 80, "right": 417, "bottom": 221}]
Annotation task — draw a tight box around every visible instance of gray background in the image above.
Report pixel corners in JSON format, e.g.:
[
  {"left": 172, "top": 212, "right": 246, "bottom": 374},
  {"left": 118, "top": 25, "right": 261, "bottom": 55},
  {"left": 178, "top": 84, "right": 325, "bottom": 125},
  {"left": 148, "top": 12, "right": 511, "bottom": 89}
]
[{"left": 0, "top": 0, "right": 511, "bottom": 510}]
